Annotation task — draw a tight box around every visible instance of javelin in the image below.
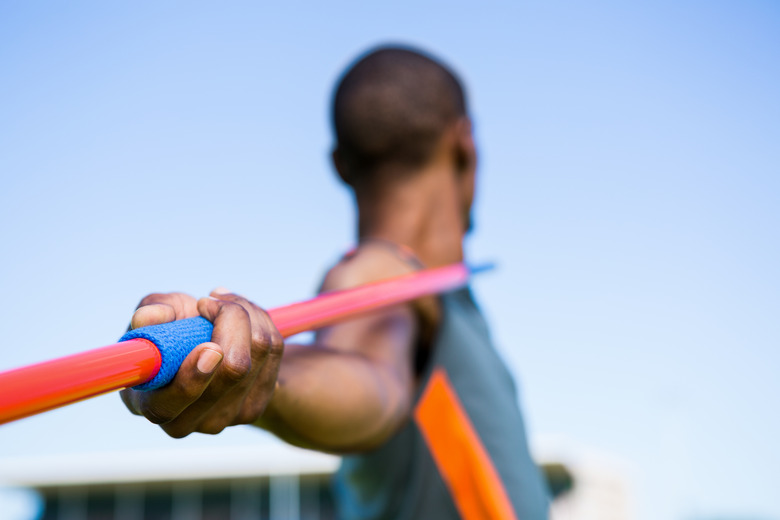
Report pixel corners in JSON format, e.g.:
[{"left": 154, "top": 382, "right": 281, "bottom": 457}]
[{"left": 0, "top": 262, "right": 493, "bottom": 426}]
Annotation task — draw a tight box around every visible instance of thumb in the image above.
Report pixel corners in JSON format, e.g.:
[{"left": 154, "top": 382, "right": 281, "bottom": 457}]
[{"left": 193, "top": 342, "right": 224, "bottom": 375}]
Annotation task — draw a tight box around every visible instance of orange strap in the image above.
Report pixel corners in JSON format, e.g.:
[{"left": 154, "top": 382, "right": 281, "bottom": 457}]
[{"left": 414, "top": 368, "right": 519, "bottom": 520}]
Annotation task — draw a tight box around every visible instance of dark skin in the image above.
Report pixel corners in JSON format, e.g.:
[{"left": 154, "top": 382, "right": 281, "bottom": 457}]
[{"left": 121, "top": 117, "right": 477, "bottom": 452}]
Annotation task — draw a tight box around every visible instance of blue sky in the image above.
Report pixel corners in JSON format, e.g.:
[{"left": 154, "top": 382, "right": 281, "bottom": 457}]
[{"left": 0, "top": 2, "right": 778, "bottom": 519}]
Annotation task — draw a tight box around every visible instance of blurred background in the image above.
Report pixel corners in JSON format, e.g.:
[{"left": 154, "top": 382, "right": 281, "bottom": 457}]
[{"left": 0, "top": 1, "right": 778, "bottom": 519}]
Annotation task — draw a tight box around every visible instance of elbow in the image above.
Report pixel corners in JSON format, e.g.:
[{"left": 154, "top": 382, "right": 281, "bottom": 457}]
[{"left": 344, "top": 369, "right": 415, "bottom": 452}]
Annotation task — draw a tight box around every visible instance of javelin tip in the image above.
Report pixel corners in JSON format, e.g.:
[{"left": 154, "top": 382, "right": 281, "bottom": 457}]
[{"left": 467, "top": 262, "right": 497, "bottom": 276}]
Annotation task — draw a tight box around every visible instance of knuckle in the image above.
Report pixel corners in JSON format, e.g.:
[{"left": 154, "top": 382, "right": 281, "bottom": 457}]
[
  {"left": 144, "top": 404, "right": 175, "bottom": 425},
  {"left": 171, "top": 378, "right": 201, "bottom": 402},
  {"left": 227, "top": 293, "right": 248, "bottom": 305},
  {"left": 198, "top": 419, "right": 227, "bottom": 436},
  {"left": 217, "top": 300, "right": 250, "bottom": 325},
  {"left": 268, "top": 334, "right": 284, "bottom": 358},
  {"left": 222, "top": 356, "right": 252, "bottom": 382},
  {"left": 249, "top": 337, "right": 269, "bottom": 366},
  {"left": 138, "top": 293, "right": 164, "bottom": 307},
  {"left": 234, "top": 409, "right": 256, "bottom": 426},
  {"left": 119, "top": 390, "right": 142, "bottom": 416},
  {"left": 227, "top": 302, "right": 251, "bottom": 321},
  {"left": 161, "top": 423, "right": 192, "bottom": 439},
  {"left": 218, "top": 299, "right": 239, "bottom": 311},
  {"left": 270, "top": 330, "right": 284, "bottom": 349},
  {"left": 250, "top": 327, "right": 266, "bottom": 349},
  {"left": 173, "top": 292, "right": 195, "bottom": 309},
  {"left": 260, "top": 327, "right": 284, "bottom": 357},
  {"left": 260, "top": 311, "right": 284, "bottom": 347},
  {"left": 250, "top": 311, "right": 284, "bottom": 357}
]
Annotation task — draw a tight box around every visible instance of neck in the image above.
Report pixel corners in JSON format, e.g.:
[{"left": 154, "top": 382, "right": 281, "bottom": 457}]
[{"left": 354, "top": 164, "right": 466, "bottom": 268}]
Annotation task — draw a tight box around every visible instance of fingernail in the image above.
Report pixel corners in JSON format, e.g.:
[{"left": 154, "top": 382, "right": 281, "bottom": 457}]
[
  {"left": 212, "top": 287, "right": 231, "bottom": 295},
  {"left": 197, "top": 349, "right": 223, "bottom": 374}
]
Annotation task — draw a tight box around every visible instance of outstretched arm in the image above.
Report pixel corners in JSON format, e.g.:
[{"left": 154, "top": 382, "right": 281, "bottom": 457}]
[
  {"left": 256, "top": 304, "right": 417, "bottom": 452},
  {"left": 121, "top": 247, "right": 422, "bottom": 452}
]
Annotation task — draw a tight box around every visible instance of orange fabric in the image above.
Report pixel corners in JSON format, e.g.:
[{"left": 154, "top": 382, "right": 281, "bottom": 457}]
[{"left": 414, "top": 369, "right": 519, "bottom": 520}]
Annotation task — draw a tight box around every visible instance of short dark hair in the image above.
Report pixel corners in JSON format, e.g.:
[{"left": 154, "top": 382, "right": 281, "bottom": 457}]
[{"left": 332, "top": 45, "right": 467, "bottom": 184}]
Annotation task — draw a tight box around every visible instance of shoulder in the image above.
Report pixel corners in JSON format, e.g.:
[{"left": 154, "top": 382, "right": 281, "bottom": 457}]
[
  {"left": 319, "top": 242, "right": 441, "bottom": 349},
  {"left": 320, "top": 242, "right": 420, "bottom": 293}
]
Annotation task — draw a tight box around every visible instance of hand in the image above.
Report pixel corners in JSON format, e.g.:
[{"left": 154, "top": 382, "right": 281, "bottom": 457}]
[{"left": 120, "top": 289, "right": 284, "bottom": 438}]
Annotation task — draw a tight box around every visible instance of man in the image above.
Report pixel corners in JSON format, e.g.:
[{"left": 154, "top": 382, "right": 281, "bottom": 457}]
[{"left": 122, "top": 45, "right": 549, "bottom": 519}]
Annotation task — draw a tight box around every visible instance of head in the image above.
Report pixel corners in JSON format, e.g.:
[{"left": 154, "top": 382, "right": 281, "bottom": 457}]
[{"left": 331, "top": 45, "right": 477, "bottom": 231}]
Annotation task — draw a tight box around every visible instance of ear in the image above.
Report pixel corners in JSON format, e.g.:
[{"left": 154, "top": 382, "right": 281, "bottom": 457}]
[
  {"left": 453, "top": 117, "right": 477, "bottom": 178},
  {"left": 332, "top": 147, "right": 352, "bottom": 186},
  {"left": 452, "top": 118, "right": 477, "bottom": 231}
]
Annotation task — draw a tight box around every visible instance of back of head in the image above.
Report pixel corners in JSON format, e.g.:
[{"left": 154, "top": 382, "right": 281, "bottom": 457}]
[{"left": 332, "top": 45, "right": 468, "bottom": 187}]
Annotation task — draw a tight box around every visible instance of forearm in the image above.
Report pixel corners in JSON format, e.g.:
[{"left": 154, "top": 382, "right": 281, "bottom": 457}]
[{"left": 254, "top": 343, "right": 413, "bottom": 453}]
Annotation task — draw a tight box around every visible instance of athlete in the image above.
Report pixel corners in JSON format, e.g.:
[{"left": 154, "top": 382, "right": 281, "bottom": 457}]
[{"left": 121, "top": 45, "right": 549, "bottom": 519}]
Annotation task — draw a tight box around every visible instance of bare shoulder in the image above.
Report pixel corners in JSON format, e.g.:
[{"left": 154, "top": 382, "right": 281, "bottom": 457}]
[
  {"left": 320, "top": 243, "right": 419, "bottom": 294},
  {"left": 319, "top": 243, "right": 441, "bottom": 343}
]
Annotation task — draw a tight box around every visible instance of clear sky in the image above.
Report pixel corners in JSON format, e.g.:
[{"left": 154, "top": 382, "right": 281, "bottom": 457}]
[{"left": 0, "top": 2, "right": 778, "bottom": 519}]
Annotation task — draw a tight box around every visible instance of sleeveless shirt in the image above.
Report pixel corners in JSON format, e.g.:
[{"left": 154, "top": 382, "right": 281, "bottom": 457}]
[{"left": 332, "top": 286, "right": 550, "bottom": 519}]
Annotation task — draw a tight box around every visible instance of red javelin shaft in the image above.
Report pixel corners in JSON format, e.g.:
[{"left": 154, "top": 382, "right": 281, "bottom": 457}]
[{"left": 0, "top": 263, "right": 486, "bottom": 425}]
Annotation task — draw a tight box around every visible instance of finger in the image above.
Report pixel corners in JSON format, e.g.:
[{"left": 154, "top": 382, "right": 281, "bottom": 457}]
[
  {"left": 190, "top": 293, "right": 283, "bottom": 430},
  {"left": 236, "top": 340, "right": 284, "bottom": 425},
  {"left": 155, "top": 296, "right": 254, "bottom": 436},
  {"left": 207, "top": 291, "right": 261, "bottom": 340},
  {"left": 119, "top": 388, "right": 142, "bottom": 416},
  {"left": 173, "top": 377, "right": 255, "bottom": 435},
  {"left": 131, "top": 304, "right": 176, "bottom": 329},
  {"left": 133, "top": 342, "right": 223, "bottom": 430},
  {"left": 185, "top": 345, "right": 279, "bottom": 434},
  {"left": 135, "top": 293, "right": 200, "bottom": 321},
  {"left": 202, "top": 294, "right": 284, "bottom": 427},
  {"left": 197, "top": 297, "right": 253, "bottom": 382},
  {"left": 210, "top": 287, "right": 248, "bottom": 300},
  {"left": 202, "top": 292, "right": 283, "bottom": 368}
]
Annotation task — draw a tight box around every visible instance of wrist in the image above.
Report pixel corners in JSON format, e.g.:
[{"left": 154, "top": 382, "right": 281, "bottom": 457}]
[{"left": 254, "top": 379, "right": 284, "bottom": 429}]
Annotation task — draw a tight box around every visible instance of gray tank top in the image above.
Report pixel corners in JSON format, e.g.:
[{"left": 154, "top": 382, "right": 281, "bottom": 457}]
[{"left": 332, "top": 287, "right": 550, "bottom": 519}]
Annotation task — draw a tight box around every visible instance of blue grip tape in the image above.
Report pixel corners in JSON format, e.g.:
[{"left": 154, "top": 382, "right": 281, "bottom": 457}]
[{"left": 119, "top": 317, "right": 214, "bottom": 391}]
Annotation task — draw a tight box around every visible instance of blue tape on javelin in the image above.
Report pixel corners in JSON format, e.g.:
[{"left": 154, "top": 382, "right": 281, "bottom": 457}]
[{"left": 119, "top": 317, "right": 214, "bottom": 391}]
